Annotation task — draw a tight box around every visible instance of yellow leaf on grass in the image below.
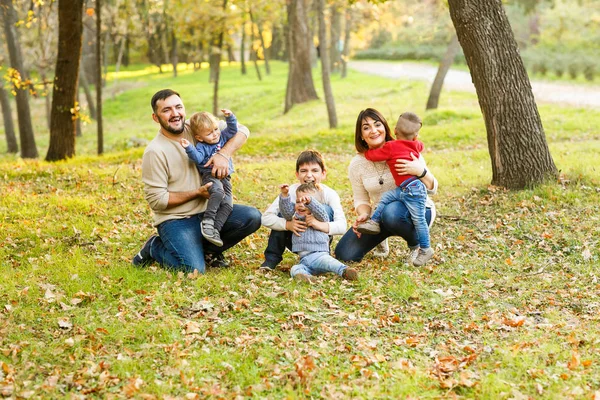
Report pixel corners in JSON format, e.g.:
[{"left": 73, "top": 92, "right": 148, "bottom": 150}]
[{"left": 567, "top": 351, "right": 580, "bottom": 370}]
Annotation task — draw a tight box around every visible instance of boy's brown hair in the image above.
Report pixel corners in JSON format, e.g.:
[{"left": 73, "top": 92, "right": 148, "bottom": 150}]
[
  {"left": 296, "top": 182, "right": 323, "bottom": 203},
  {"left": 295, "top": 150, "right": 326, "bottom": 172},
  {"left": 395, "top": 112, "right": 422, "bottom": 140},
  {"left": 189, "top": 112, "right": 218, "bottom": 136}
]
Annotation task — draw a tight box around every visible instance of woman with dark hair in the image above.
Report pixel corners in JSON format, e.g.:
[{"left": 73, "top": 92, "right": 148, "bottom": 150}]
[{"left": 334, "top": 108, "right": 438, "bottom": 263}]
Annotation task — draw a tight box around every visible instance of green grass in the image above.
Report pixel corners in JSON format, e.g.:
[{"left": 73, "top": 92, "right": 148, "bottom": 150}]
[{"left": 1, "top": 61, "right": 599, "bottom": 398}]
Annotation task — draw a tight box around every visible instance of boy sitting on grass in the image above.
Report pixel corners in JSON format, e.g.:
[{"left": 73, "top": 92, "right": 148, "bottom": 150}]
[
  {"left": 179, "top": 109, "right": 238, "bottom": 247},
  {"left": 279, "top": 182, "right": 358, "bottom": 283},
  {"left": 260, "top": 150, "right": 347, "bottom": 270}
]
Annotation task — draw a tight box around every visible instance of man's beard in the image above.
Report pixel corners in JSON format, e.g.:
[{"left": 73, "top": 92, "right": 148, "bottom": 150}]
[{"left": 158, "top": 115, "right": 185, "bottom": 135}]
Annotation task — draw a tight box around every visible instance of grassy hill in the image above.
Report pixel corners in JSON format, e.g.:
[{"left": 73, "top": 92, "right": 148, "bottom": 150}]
[{"left": 0, "top": 61, "right": 599, "bottom": 398}]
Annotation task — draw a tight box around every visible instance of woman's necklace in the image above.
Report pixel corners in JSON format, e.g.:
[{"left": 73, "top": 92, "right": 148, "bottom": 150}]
[{"left": 374, "top": 162, "right": 385, "bottom": 185}]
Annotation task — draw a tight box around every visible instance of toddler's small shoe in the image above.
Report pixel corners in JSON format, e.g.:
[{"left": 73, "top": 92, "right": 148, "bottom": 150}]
[
  {"left": 201, "top": 219, "right": 223, "bottom": 247},
  {"left": 259, "top": 261, "right": 277, "bottom": 271},
  {"left": 205, "top": 252, "right": 230, "bottom": 268},
  {"left": 413, "top": 247, "right": 434, "bottom": 266},
  {"left": 294, "top": 273, "right": 316, "bottom": 283},
  {"left": 372, "top": 239, "right": 389, "bottom": 257},
  {"left": 132, "top": 235, "right": 157, "bottom": 266},
  {"left": 356, "top": 220, "right": 381, "bottom": 235},
  {"left": 342, "top": 267, "right": 358, "bottom": 281},
  {"left": 406, "top": 247, "right": 419, "bottom": 265}
]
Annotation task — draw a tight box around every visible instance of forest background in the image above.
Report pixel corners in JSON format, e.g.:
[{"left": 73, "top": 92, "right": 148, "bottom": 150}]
[{"left": 1, "top": 0, "right": 599, "bottom": 398}]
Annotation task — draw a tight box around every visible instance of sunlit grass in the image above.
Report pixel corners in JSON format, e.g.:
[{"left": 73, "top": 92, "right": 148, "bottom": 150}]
[{"left": 1, "top": 61, "right": 599, "bottom": 398}]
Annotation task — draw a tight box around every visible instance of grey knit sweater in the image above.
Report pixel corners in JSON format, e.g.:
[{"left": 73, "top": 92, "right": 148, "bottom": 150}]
[{"left": 279, "top": 195, "right": 330, "bottom": 254}]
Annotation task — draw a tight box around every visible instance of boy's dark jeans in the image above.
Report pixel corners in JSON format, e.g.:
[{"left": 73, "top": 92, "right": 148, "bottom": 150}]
[{"left": 262, "top": 206, "right": 334, "bottom": 269}]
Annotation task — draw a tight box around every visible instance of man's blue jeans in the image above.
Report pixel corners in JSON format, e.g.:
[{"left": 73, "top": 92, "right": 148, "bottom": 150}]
[
  {"left": 334, "top": 202, "right": 432, "bottom": 263},
  {"left": 371, "top": 179, "right": 430, "bottom": 249},
  {"left": 290, "top": 251, "right": 347, "bottom": 277},
  {"left": 148, "top": 205, "right": 261, "bottom": 273},
  {"left": 262, "top": 205, "right": 334, "bottom": 268}
]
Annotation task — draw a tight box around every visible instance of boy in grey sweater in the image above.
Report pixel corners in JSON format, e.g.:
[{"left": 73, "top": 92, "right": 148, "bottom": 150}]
[{"left": 279, "top": 183, "right": 358, "bottom": 283}]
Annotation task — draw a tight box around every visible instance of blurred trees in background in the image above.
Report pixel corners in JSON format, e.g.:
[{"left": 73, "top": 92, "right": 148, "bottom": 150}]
[{"left": 0, "top": 0, "right": 598, "bottom": 163}]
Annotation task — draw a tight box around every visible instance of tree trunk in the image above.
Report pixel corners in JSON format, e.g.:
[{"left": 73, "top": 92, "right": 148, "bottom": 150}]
[
  {"left": 317, "top": 0, "right": 337, "bottom": 128},
  {"left": 251, "top": 46, "right": 262, "bottom": 82},
  {"left": 212, "top": 0, "right": 228, "bottom": 116},
  {"left": 46, "top": 0, "right": 84, "bottom": 161},
  {"left": 426, "top": 34, "right": 460, "bottom": 110},
  {"left": 79, "top": 69, "right": 97, "bottom": 120},
  {"left": 96, "top": 0, "right": 103, "bottom": 155},
  {"left": 329, "top": 3, "right": 341, "bottom": 74},
  {"left": 340, "top": 6, "right": 351, "bottom": 79},
  {"left": 1, "top": 0, "right": 38, "bottom": 158},
  {"left": 240, "top": 19, "right": 247, "bottom": 75},
  {"left": 284, "top": 0, "right": 318, "bottom": 114},
  {"left": 170, "top": 30, "right": 178, "bottom": 77},
  {"left": 270, "top": 23, "right": 287, "bottom": 61},
  {"left": 0, "top": 79, "right": 18, "bottom": 153},
  {"left": 41, "top": 72, "right": 51, "bottom": 129},
  {"left": 448, "top": 0, "right": 557, "bottom": 189},
  {"left": 249, "top": 18, "right": 262, "bottom": 81}
]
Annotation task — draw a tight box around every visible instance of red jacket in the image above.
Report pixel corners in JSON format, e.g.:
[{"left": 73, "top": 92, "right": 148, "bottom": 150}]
[{"left": 364, "top": 139, "right": 424, "bottom": 186}]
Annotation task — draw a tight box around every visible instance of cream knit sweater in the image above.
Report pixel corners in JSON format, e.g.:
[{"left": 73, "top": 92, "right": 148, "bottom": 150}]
[{"left": 348, "top": 154, "right": 437, "bottom": 225}]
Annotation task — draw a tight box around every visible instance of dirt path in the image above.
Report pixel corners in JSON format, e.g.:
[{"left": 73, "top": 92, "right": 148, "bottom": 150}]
[{"left": 349, "top": 60, "right": 600, "bottom": 108}]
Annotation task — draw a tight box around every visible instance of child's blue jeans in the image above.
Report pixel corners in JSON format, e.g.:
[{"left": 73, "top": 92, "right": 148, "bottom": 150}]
[
  {"left": 371, "top": 179, "right": 430, "bottom": 249},
  {"left": 290, "top": 251, "right": 347, "bottom": 278}
]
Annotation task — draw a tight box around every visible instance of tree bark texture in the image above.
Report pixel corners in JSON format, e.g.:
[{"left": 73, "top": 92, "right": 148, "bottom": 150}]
[
  {"left": 1, "top": 0, "right": 38, "bottom": 158},
  {"left": 46, "top": 0, "right": 84, "bottom": 161},
  {"left": 317, "top": 0, "right": 337, "bottom": 128},
  {"left": 0, "top": 79, "right": 18, "bottom": 153},
  {"left": 426, "top": 34, "right": 460, "bottom": 110},
  {"left": 284, "top": 0, "right": 318, "bottom": 114},
  {"left": 448, "top": 0, "right": 557, "bottom": 189}
]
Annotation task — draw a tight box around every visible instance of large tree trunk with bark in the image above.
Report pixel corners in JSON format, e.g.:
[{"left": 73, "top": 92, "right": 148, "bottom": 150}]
[
  {"left": 1, "top": 0, "right": 38, "bottom": 158},
  {"left": 0, "top": 79, "right": 18, "bottom": 153},
  {"left": 317, "top": 0, "right": 337, "bottom": 128},
  {"left": 448, "top": 0, "right": 557, "bottom": 189},
  {"left": 46, "top": 0, "right": 84, "bottom": 161},
  {"left": 426, "top": 34, "right": 460, "bottom": 110},
  {"left": 284, "top": 0, "right": 318, "bottom": 114}
]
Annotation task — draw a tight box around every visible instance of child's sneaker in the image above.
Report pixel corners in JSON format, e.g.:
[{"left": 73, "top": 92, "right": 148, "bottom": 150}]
[
  {"left": 357, "top": 220, "right": 381, "bottom": 235},
  {"left": 201, "top": 219, "right": 223, "bottom": 247},
  {"left": 132, "top": 235, "right": 157, "bottom": 266},
  {"left": 372, "top": 239, "right": 389, "bottom": 257},
  {"left": 342, "top": 267, "right": 358, "bottom": 281},
  {"left": 294, "top": 273, "right": 316, "bottom": 283},
  {"left": 406, "top": 247, "right": 419, "bottom": 265},
  {"left": 413, "top": 247, "right": 434, "bottom": 266}
]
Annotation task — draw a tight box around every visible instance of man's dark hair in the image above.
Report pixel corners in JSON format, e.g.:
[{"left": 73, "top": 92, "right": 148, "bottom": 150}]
[
  {"left": 151, "top": 89, "right": 181, "bottom": 113},
  {"left": 295, "top": 150, "right": 325, "bottom": 172}
]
